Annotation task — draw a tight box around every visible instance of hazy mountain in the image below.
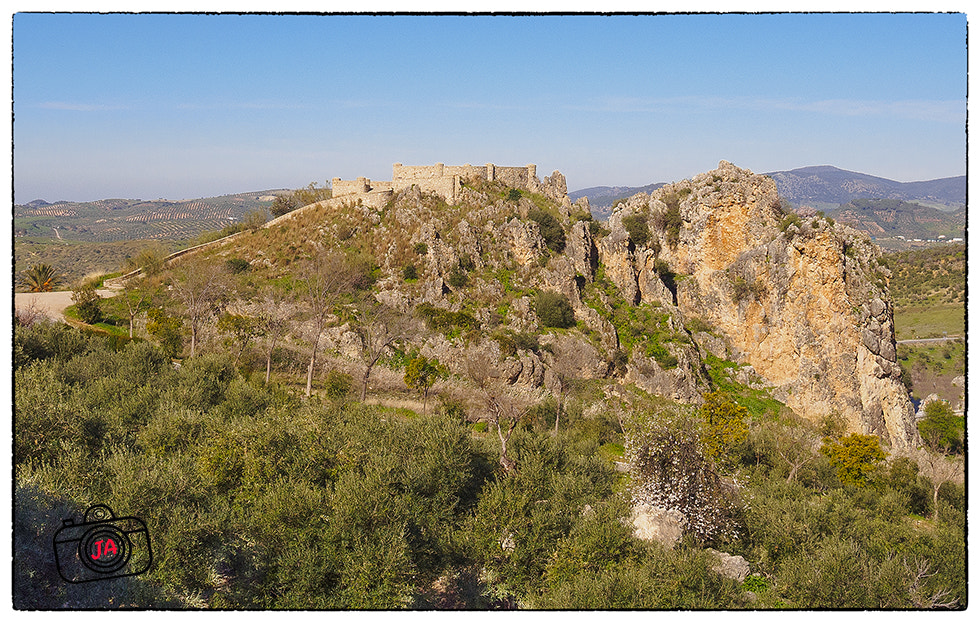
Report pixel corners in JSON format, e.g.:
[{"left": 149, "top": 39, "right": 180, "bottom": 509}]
[
  {"left": 571, "top": 166, "right": 966, "bottom": 219},
  {"left": 764, "top": 166, "right": 965, "bottom": 209},
  {"left": 568, "top": 182, "right": 667, "bottom": 211}
]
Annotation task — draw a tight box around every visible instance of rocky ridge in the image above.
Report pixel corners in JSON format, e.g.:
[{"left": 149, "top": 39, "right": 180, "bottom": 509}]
[{"left": 213, "top": 160, "right": 919, "bottom": 449}]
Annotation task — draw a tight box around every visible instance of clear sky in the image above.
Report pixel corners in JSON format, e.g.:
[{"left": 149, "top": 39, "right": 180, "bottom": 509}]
[{"left": 11, "top": 10, "right": 968, "bottom": 203}]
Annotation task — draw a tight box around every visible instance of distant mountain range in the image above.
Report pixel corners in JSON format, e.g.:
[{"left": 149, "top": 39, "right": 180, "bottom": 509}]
[{"left": 571, "top": 165, "right": 966, "bottom": 216}]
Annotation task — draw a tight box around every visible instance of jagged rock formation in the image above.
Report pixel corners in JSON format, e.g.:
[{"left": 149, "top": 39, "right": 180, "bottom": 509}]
[
  {"left": 191, "top": 158, "right": 917, "bottom": 450},
  {"left": 603, "top": 161, "right": 917, "bottom": 448}
]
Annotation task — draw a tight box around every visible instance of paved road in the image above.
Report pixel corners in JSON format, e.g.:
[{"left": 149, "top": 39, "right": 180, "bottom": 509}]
[
  {"left": 896, "top": 336, "right": 964, "bottom": 345},
  {"left": 14, "top": 289, "right": 117, "bottom": 322}
]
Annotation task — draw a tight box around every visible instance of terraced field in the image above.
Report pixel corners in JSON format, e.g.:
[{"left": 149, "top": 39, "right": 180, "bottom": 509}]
[{"left": 14, "top": 190, "right": 284, "bottom": 243}]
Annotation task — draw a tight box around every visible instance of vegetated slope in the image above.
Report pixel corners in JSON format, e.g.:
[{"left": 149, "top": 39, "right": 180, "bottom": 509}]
[
  {"left": 13, "top": 191, "right": 284, "bottom": 243},
  {"left": 827, "top": 199, "right": 964, "bottom": 241},
  {"left": 148, "top": 161, "right": 916, "bottom": 448},
  {"left": 14, "top": 163, "right": 965, "bottom": 609},
  {"left": 14, "top": 238, "right": 179, "bottom": 288}
]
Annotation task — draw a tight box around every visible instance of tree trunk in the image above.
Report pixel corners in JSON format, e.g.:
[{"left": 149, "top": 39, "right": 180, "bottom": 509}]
[
  {"left": 265, "top": 334, "right": 280, "bottom": 384},
  {"left": 306, "top": 333, "right": 321, "bottom": 397},
  {"left": 361, "top": 363, "right": 373, "bottom": 402}
]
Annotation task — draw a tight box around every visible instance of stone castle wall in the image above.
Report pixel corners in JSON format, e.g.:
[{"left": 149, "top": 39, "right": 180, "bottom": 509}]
[{"left": 332, "top": 162, "right": 539, "bottom": 206}]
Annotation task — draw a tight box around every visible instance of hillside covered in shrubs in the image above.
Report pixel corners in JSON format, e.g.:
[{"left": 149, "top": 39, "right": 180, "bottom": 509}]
[{"left": 13, "top": 162, "right": 965, "bottom": 609}]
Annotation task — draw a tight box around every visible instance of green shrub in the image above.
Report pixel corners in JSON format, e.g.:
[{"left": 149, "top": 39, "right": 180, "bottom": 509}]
[
  {"left": 820, "top": 433, "right": 885, "bottom": 486},
  {"left": 323, "top": 369, "right": 353, "bottom": 400},
  {"left": 622, "top": 214, "right": 650, "bottom": 247},
  {"left": 446, "top": 265, "right": 469, "bottom": 289},
  {"left": 415, "top": 303, "right": 480, "bottom": 334},
  {"left": 71, "top": 286, "right": 103, "bottom": 324},
  {"left": 402, "top": 264, "right": 418, "bottom": 281},
  {"left": 225, "top": 258, "right": 250, "bottom": 274},
  {"left": 413, "top": 242, "right": 428, "bottom": 255},
  {"left": 528, "top": 208, "right": 566, "bottom": 253},
  {"left": 535, "top": 291, "right": 575, "bottom": 328}
]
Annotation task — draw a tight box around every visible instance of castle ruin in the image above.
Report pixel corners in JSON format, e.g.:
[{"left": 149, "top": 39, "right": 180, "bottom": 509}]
[{"left": 331, "top": 162, "right": 561, "bottom": 208}]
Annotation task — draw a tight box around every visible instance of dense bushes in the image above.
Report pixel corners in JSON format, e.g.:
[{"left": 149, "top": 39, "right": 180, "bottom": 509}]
[
  {"left": 528, "top": 208, "right": 565, "bottom": 253},
  {"left": 534, "top": 291, "right": 575, "bottom": 328},
  {"left": 12, "top": 323, "right": 966, "bottom": 609}
]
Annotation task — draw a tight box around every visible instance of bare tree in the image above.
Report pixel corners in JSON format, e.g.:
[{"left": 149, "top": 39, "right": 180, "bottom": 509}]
[
  {"left": 467, "top": 351, "right": 539, "bottom": 472},
  {"left": 775, "top": 422, "right": 820, "bottom": 483},
  {"left": 907, "top": 447, "right": 963, "bottom": 520},
  {"left": 545, "top": 343, "right": 584, "bottom": 436},
  {"left": 906, "top": 558, "right": 959, "bottom": 609},
  {"left": 252, "top": 288, "right": 298, "bottom": 384},
  {"left": 170, "top": 262, "right": 230, "bottom": 357},
  {"left": 300, "top": 252, "right": 357, "bottom": 397},
  {"left": 15, "top": 299, "right": 49, "bottom": 328},
  {"left": 355, "top": 305, "right": 406, "bottom": 402},
  {"left": 121, "top": 278, "right": 157, "bottom": 339}
]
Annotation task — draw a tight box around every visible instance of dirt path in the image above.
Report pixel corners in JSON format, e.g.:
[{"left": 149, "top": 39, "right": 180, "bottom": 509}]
[{"left": 14, "top": 289, "right": 117, "bottom": 322}]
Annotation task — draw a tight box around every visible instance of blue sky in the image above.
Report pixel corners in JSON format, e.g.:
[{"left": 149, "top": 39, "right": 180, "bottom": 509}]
[{"left": 12, "top": 11, "right": 968, "bottom": 202}]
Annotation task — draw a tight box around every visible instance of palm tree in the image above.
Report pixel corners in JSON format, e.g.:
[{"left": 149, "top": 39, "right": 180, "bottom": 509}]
[{"left": 21, "top": 264, "right": 60, "bottom": 292}]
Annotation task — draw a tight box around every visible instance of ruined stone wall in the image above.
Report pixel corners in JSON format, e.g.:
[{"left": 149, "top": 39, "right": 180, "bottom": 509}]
[{"left": 332, "top": 163, "right": 543, "bottom": 205}]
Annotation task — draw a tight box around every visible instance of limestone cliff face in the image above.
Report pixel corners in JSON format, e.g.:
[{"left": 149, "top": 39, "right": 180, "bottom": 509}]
[{"left": 608, "top": 161, "right": 917, "bottom": 448}]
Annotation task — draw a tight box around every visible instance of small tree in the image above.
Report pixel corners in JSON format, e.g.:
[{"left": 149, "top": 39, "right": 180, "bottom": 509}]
[
  {"left": 535, "top": 290, "right": 575, "bottom": 328},
  {"left": 171, "top": 261, "right": 230, "bottom": 357},
  {"left": 820, "top": 433, "right": 886, "bottom": 487},
  {"left": 217, "top": 311, "right": 263, "bottom": 365},
  {"left": 71, "top": 285, "right": 103, "bottom": 324},
  {"left": 918, "top": 400, "right": 963, "bottom": 455},
  {"left": 625, "top": 412, "right": 740, "bottom": 543},
  {"left": 121, "top": 279, "right": 155, "bottom": 338},
  {"left": 467, "top": 351, "right": 538, "bottom": 473},
  {"left": 146, "top": 307, "right": 182, "bottom": 357},
  {"left": 622, "top": 214, "right": 650, "bottom": 247},
  {"left": 270, "top": 194, "right": 298, "bottom": 217},
  {"left": 356, "top": 306, "right": 405, "bottom": 402},
  {"left": 528, "top": 208, "right": 566, "bottom": 253},
  {"left": 300, "top": 252, "right": 358, "bottom": 397},
  {"left": 700, "top": 391, "right": 749, "bottom": 471},
  {"left": 775, "top": 422, "right": 820, "bottom": 483},
  {"left": 404, "top": 355, "right": 439, "bottom": 415},
  {"left": 253, "top": 288, "right": 298, "bottom": 384}
]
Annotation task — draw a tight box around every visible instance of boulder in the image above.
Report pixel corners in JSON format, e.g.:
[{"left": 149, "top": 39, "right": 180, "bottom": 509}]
[{"left": 630, "top": 504, "right": 686, "bottom": 549}]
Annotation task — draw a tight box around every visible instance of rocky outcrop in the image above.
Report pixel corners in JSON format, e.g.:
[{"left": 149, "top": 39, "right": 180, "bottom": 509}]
[
  {"left": 308, "top": 159, "right": 916, "bottom": 450},
  {"left": 612, "top": 161, "right": 917, "bottom": 449}
]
